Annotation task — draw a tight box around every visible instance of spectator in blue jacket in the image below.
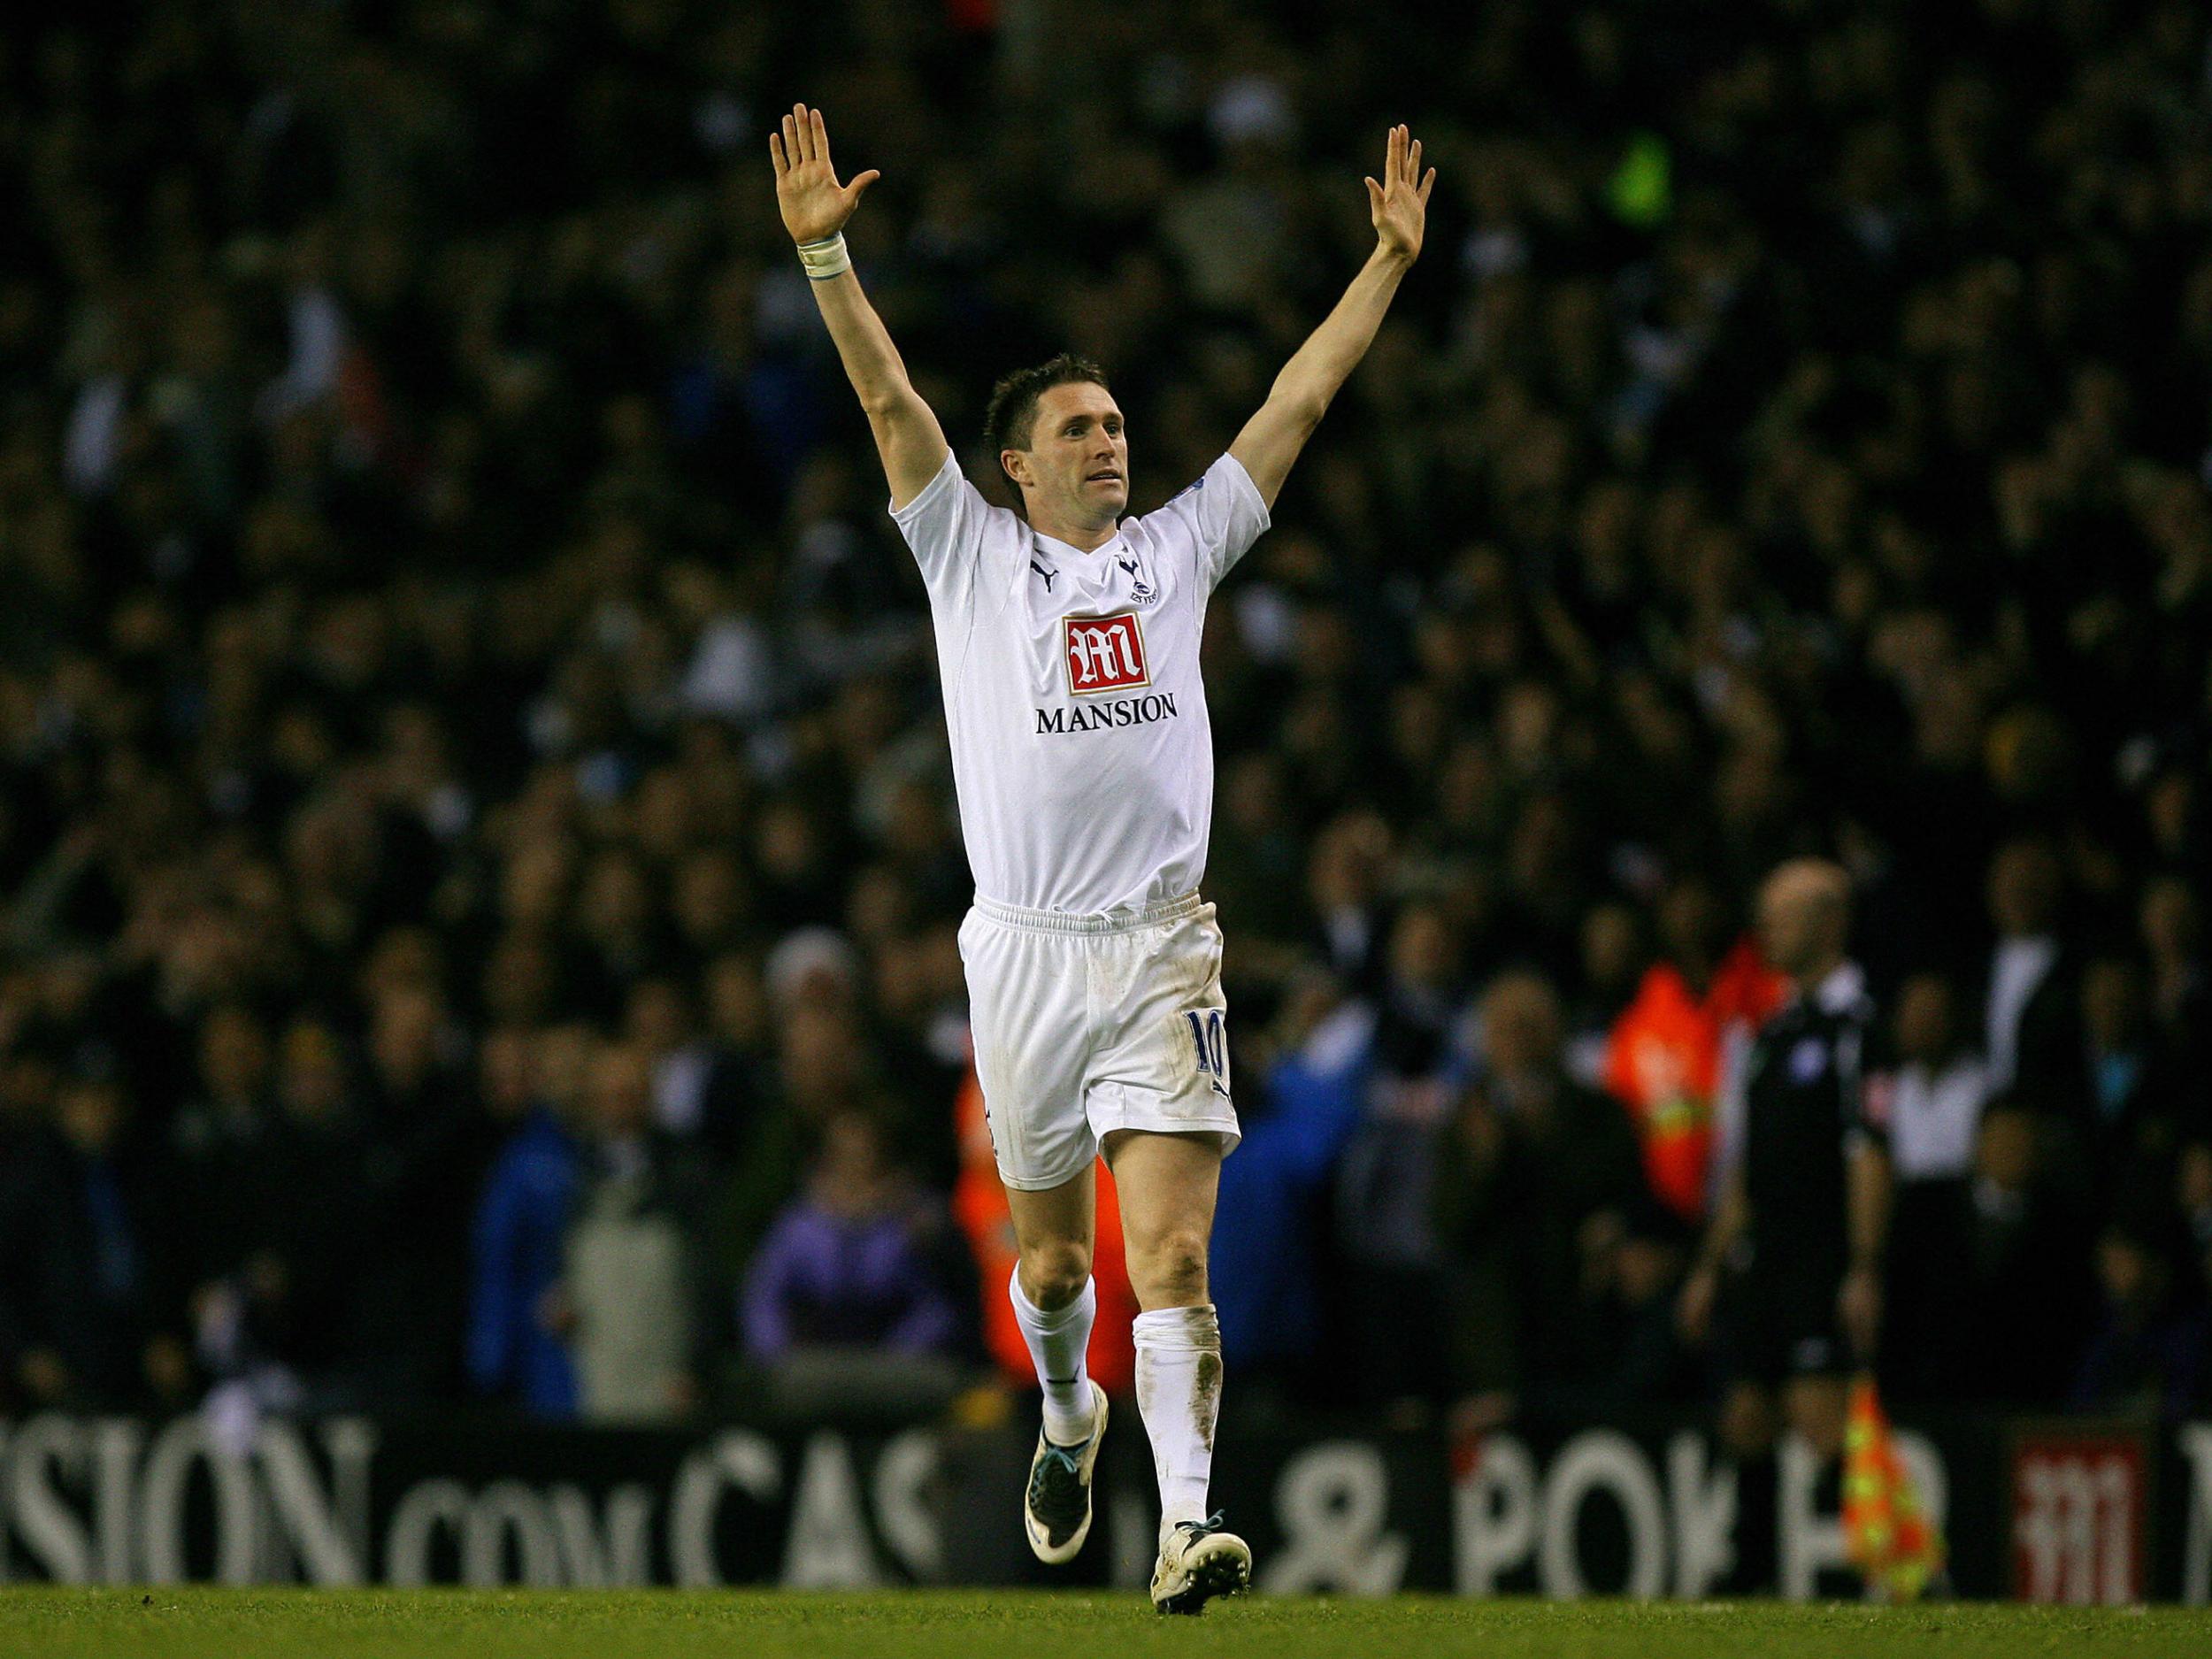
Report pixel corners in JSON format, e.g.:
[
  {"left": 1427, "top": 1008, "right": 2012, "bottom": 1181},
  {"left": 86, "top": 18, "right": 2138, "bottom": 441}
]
[
  {"left": 466, "top": 1026, "right": 586, "bottom": 1418},
  {"left": 1212, "top": 972, "right": 1373, "bottom": 1406}
]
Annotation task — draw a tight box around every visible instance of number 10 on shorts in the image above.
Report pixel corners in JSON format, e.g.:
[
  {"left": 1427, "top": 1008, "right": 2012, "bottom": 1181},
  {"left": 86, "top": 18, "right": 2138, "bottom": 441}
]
[{"left": 1185, "top": 1008, "right": 1230, "bottom": 1098}]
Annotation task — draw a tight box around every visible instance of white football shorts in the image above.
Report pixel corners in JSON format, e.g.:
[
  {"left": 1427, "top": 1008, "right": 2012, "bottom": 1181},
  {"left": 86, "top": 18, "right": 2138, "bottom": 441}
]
[{"left": 958, "top": 890, "right": 1240, "bottom": 1191}]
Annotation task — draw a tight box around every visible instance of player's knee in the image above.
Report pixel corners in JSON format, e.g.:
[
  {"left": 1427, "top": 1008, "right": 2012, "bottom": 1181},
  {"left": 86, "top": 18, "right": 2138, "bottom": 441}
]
[
  {"left": 1137, "top": 1229, "right": 1210, "bottom": 1304},
  {"left": 1019, "top": 1243, "right": 1092, "bottom": 1310}
]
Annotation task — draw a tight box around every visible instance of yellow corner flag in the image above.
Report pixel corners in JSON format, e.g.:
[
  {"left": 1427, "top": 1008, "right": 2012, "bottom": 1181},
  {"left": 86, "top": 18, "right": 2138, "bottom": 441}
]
[{"left": 1843, "top": 1375, "right": 1945, "bottom": 1601}]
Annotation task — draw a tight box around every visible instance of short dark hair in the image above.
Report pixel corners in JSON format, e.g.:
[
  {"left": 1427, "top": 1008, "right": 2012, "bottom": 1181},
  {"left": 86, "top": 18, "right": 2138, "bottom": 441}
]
[{"left": 982, "top": 353, "right": 1110, "bottom": 465}]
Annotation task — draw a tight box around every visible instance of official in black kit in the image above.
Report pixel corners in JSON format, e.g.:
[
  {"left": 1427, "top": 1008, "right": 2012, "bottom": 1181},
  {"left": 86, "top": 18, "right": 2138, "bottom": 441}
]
[{"left": 1678, "top": 859, "right": 1893, "bottom": 1467}]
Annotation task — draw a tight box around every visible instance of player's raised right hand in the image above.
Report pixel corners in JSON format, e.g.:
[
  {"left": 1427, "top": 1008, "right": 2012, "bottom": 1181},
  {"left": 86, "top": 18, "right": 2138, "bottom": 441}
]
[{"left": 771, "top": 103, "right": 879, "bottom": 246}]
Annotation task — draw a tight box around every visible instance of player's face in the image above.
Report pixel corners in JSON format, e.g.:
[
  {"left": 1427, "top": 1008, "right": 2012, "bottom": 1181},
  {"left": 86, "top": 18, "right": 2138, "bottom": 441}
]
[{"left": 1019, "top": 381, "right": 1127, "bottom": 526}]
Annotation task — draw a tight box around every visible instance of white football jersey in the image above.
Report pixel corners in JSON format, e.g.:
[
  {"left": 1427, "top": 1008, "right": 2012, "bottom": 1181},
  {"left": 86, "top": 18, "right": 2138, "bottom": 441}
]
[{"left": 890, "top": 449, "right": 1271, "bottom": 915}]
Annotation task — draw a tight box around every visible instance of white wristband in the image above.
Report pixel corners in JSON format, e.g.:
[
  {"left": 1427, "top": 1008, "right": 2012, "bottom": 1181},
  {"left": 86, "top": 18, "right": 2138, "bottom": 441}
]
[{"left": 796, "top": 234, "right": 851, "bottom": 280}]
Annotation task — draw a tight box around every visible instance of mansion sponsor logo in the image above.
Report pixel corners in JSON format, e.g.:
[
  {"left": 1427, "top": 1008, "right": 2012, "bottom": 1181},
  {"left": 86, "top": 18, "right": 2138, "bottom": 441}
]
[
  {"left": 1064, "top": 612, "right": 1148, "bottom": 695},
  {"left": 1034, "top": 692, "right": 1179, "bottom": 734}
]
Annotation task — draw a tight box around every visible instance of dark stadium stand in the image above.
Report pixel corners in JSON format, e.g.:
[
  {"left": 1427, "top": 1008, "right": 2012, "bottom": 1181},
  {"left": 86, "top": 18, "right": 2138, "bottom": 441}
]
[{"left": 0, "top": 0, "right": 2208, "bottom": 1466}]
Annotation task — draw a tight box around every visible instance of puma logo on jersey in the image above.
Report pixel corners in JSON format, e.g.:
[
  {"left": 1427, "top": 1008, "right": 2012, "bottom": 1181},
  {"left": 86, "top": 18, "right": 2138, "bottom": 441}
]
[
  {"left": 1064, "top": 612, "right": 1149, "bottom": 695},
  {"left": 1030, "top": 558, "right": 1057, "bottom": 593}
]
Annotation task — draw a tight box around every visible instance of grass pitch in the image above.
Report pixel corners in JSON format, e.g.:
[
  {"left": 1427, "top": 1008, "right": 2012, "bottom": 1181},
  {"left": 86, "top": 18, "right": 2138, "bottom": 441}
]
[{"left": 3, "top": 1588, "right": 2208, "bottom": 1659}]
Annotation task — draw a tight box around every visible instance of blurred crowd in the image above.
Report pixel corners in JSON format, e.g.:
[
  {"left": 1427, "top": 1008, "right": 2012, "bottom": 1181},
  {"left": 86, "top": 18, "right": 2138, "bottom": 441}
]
[{"left": 4, "top": 0, "right": 2212, "bottom": 1432}]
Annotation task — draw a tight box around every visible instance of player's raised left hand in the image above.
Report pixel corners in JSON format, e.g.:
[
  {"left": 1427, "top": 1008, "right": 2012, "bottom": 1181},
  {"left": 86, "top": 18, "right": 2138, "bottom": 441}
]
[{"left": 1365, "top": 124, "right": 1435, "bottom": 264}]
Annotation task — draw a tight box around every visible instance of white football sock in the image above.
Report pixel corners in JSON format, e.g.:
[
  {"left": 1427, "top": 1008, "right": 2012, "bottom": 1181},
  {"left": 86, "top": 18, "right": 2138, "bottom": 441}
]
[
  {"left": 1010, "top": 1265, "right": 1096, "bottom": 1445},
  {"left": 1133, "top": 1302, "right": 1222, "bottom": 1542}
]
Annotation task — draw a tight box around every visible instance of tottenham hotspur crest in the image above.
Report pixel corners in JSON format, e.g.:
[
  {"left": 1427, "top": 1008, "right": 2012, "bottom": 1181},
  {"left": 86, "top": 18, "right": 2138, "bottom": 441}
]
[{"left": 1117, "top": 553, "right": 1158, "bottom": 604}]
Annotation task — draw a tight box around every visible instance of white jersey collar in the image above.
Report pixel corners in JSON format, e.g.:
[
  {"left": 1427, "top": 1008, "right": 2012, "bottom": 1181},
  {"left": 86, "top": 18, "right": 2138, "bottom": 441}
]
[{"left": 1031, "top": 524, "right": 1124, "bottom": 560}]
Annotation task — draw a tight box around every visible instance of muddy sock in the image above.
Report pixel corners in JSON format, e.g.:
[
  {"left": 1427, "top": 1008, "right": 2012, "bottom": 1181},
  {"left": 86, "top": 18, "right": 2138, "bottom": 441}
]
[{"left": 1133, "top": 1303, "right": 1222, "bottom": 1545}]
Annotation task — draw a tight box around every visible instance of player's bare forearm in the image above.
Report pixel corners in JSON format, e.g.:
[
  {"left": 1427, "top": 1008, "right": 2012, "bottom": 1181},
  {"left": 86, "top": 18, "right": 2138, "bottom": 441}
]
[
  {"left": 1230, "top": 246, "right": 1410, "bottom": 507},
  {"left": 1229, "top": 124, "right": 1434, "bottom": 510},
  {"left": 1846, "top": 1141, "right": 1891, "bottom": 1271},
  {"left": 772, "top": 102, "right": 948, "bottom": 508},
  {"left": 809, "top": 271, "right": 949, "bottom": 507}
]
